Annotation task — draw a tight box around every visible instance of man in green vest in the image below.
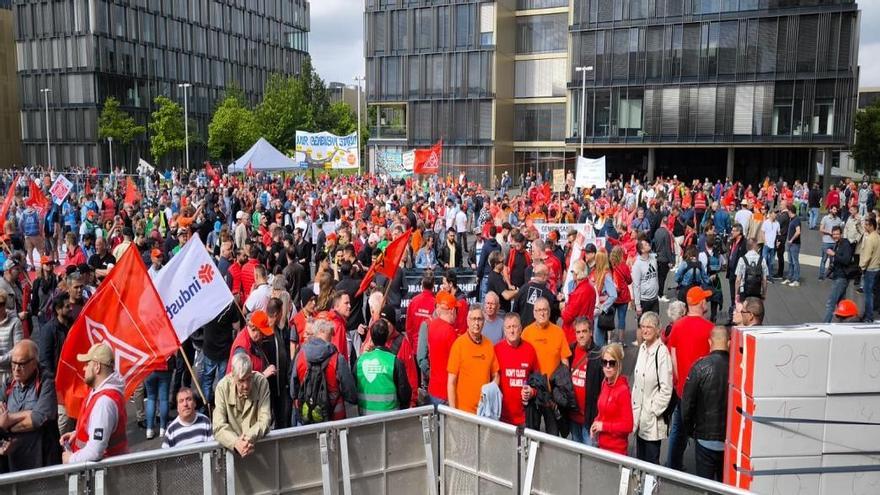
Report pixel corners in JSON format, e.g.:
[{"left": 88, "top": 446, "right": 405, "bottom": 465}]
[{"left": 355, "top": 319, "right": 412, "bottom": 415}]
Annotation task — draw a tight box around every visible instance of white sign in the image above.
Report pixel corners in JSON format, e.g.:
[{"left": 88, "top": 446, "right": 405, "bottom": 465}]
[
  {"left": 150, "top": 236, "right": 234, "bottom": 342},
  {"left": 575, "top": 156, "right": 606, "bottom": 189},
  {"left": 295, "top": 131, "right": 360, "bottom": 169},
  {"left": 534, "top": 223, "right": 595, "bottom": 248},
  {"left": 49, "top": 174, "right": 73, "bottom": 205},
  {"left": 402, "top": 151, "right": 415, "bottom": 172}
]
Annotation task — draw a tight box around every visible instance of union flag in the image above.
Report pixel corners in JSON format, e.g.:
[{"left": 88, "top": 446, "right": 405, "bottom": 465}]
[
  {"left": 124, "top": 177, "right": 140, "bottom": 206},
  {"left": 0, "top": 175, "right": 18, "bottom": 231},
  {"left": 56, "top": 244, "right": 181, "bottom": 417},
  {"left": 357, "top": 229, "right": 413, "bottom": 296},
  {"left": 25, "top": 179, "right": 50, "bottom": 218},
  {"left": 413, "top": 140, "right": 442, "bottom": 175}
]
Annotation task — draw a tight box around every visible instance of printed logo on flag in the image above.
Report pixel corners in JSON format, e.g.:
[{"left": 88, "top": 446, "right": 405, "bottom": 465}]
[
  {"left": 85, "top": 316, "right": 149, "bottom": 381},
  {"left": 198, "top": 263, "right": 214, "bottom": 284}
]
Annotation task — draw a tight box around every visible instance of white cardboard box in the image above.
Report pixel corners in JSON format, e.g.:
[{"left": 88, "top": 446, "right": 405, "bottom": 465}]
[
  {"left": 820, "top": 453, "right": 880, "bottom": 495},
  {"left": 819, "top": 324, "right": 880, "bottom": 394},
  {"left": 724, "top": 442, "right": 822, "bottom": 495},
  {"left": 727, "top": 388, "right": 827, "bottom": 458},
  {"left": 732, "top": 326, "right": 830, "bottom": 399},
  {"left": 823, "top": 394, "right": 880, "bottom": 454}
]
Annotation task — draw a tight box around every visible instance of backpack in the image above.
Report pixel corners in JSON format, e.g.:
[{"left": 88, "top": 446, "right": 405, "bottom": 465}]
[
  {"left": 741, "top": 257, "right": 764, "bottom": 298},
  {"left": 297, "top": 357, "right": 332, "bottom": 425},
  {"left": 676, "top": 260, "right": 703, "bottom": 302}
]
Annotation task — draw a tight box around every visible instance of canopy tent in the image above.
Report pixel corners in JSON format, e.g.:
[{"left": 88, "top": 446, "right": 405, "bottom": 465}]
[{"left": 227, "top": 137, "right": 301, "bottom": 172}]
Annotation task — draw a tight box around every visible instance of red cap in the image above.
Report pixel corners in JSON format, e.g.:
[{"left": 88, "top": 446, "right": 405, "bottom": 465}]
[
  {"left": 151, "top": 248, "right": 163, "bottom": 258},
  {"left": 249, "top": 310, "right": 274, "bottom": 336},
  {"left": 686, "top": 287, "right": 713, "bottom": 306},
  {"left": 435, "top": 291, "right": 457, "bottom": 310}
]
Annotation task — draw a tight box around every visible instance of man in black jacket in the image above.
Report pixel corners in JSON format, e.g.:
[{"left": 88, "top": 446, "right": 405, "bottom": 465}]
[
  {"left": 651, "top": 215, "right": 674, "bottom": 302},
  {"left": 823, "top": 225, "right": 854, "bottom": 323},
  {"left": 725, "top": 224, "right": 748, "bottom": 321},
  {"left": 681, "top": 326, "right": 729, "bottom": 482}
]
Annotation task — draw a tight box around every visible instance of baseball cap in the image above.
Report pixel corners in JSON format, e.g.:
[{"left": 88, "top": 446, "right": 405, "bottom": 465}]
[
  {"left": 686, "top": 287, "right": 713, "bottom": 306},
  {"left": 236, "top": 211, "right": 246, "bottom": 220},
  {"left": 249, "top": 310, "right": 274, "bottom": 336},
  {"left": 40, "top": 255, "right": 55, "bottom": 266},
  {"left": 77, "top": 343, "right": 114, "bottom": 367},
  {"left": 300, "top": 287, "right": 317, "bottom": 304},
  {"left": 436, "top": 291, "right": 457, "bottom": 310},
  {"left": 3, "top": 259, "right": 19, "bottom": 271},
  {"left": 583, "top": 243, "right": 598, "bottom": 254},
  {"left": 151, "top": 248, "right": 163, "bottom": 259},
  {"left": 740, "top": 199, "right": 749, "bottom": 206}
]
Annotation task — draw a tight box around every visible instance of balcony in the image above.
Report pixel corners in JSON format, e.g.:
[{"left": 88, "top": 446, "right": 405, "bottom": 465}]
[{"left": 370, "top": 124, "right": 407, "bottom": 140}]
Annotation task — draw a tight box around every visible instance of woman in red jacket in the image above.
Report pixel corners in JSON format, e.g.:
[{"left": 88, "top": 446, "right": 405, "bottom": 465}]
[
  {"left": 610, "top": 246, "right": 632, "bottom": 347},
  {"left": 561, "top": 260, "right": 596, "bottom": 344},
  {"left": 591, "top": 343, "right": 633, "bottom": 456}
]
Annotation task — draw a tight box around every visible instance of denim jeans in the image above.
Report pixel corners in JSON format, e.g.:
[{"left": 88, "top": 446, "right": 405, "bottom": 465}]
[
  {"left": 593, "top": 318, "right": 607, "bottom": 347},
  {"left": 787, "top": 243, "right": 801, "bottom": 282},
  {"left": 864, "top": 270, "right": 879, "bottom": 322},
  {"left": 200, "top": 355, "right": 228, "bottom": 405},
  {"left": 615, "top": 304, "right": 628, "bottom": 331},
  {"left": 665, "top": 403, "right": 687, "bottom": 470},
  {"left": 762, "top": 245, "right": 775, "bottom": 276},
  {"left": 819, "top": 242, "right": 834, "bottom": 278},
  {"left": 824, "top": 277, "right": 850, "bottom": 323},
  {"left": 636, "top": 436, "right": 662, "bottom": 464},
  {"left": 809, "top": 208, "right": 819, "bottom": 229},
  {"left": 695, "top": 441, "right": 725, "bottom": 482},
  {"left": 569, "top": 420, "right": 596, "bottom": 447},
  {"left": 428, "top": 395, "right": 449, "bottom": 407},
  {"left": 145, "top": 371, "right": 171, "bottom": 430}
]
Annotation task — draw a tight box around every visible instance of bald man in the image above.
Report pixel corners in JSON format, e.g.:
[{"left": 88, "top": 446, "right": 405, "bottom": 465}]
[{"left": 0, "top": 340, "right": 61, "bottom": 471}]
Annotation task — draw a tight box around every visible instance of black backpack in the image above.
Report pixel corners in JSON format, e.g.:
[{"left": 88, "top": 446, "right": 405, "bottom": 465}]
[
  {"left": 741, "top": 257, "right": 764, "bottom": 298},
  {"left": 676, "top": 260, "right": 703, "bottom": 302},
  {"left": 297, "top": 357, "right": 332, "bottom": 425}
]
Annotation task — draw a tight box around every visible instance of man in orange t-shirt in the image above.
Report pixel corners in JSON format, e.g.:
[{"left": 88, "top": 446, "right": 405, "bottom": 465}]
[
  {"left": 522, "top": 297, "right": 571, "bottom": 377},
  {"left": 447, "top": 307, "right": 499, "bottom": 414}
]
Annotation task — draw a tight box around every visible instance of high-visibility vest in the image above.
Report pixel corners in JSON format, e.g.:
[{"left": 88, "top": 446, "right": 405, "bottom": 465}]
[
  {"left": 355, "top": 348, "right": 398, "bottom": 415},
  {"left": 73, "top": 387, "right": 128, "bottom": 458}
]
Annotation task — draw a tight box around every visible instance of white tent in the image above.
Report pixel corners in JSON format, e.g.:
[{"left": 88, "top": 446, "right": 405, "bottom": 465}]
[{"left": 227, "top": 137, "right": 302, "bottom": 172}]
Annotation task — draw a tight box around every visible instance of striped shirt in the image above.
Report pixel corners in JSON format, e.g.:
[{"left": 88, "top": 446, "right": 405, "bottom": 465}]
[{"left": 161, "top": 412, "right": 212, "bottom": 448}]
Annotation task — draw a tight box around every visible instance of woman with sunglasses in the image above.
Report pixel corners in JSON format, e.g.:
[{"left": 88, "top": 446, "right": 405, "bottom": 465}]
[{"left": 590, "top": 343, "right": 632, "bottom": 456}]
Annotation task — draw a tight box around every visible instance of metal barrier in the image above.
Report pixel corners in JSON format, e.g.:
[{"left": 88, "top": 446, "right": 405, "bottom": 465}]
[{"left": 0, "top": 406, "right": 751, "bottom": 495}]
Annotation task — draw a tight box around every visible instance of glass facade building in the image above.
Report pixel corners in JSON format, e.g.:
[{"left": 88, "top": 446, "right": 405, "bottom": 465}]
[
  {"left": 365, "top": 0, "right": 859, "bottom": 185},
  {"left": 0, "top": 0, "right": 22, "bottom": 168},
  {"left": 13, "top": 0, "right": 310, "bottom": 169}
]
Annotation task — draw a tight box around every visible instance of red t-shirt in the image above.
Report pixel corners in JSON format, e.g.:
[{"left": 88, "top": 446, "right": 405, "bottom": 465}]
[
  {"left": 427, "top": 318, "right": 459, "bottom": 401},
  {"left": 494, "top": 339, "right": 539, "bottom": 426},
  {"left": 568, "top": 346, "right": 590, "bottom": 424},
  {"left": 667, "top": 315, "right": 713, "bottom": 397}
]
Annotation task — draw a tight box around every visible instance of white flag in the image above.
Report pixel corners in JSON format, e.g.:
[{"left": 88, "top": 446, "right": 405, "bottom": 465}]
[{"left": 150, "top": 236, "right": 233, "bottom": 342}]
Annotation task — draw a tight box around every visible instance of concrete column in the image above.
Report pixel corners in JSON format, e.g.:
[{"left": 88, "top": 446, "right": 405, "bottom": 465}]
[
  {"left": 822, "top": 148, "right": 833, "bottom": 193},
  {"left": 647, "top": 148, "right": 656, "bottom": 181},
  {"left": 726, "top": 147, "right": 735, "bottom": 180}
]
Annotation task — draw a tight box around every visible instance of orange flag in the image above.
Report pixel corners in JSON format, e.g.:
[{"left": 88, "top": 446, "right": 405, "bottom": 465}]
[
  {"left": 55, "top": 244, "right": 181, "bottom": 417},
  {"left": 124, "top": 177, "right": 140, "bottom": 206},
  {"left": 25, "top": 180, "right": 50, "bottom": 217},
  {"left": 0, "top": 175, "right": 18, "bottom": 232},
  {"left": 413, "top": 141, "right": 442, "bottom": 175},
  {"left": 357, "top": 229, "right": 413, "bottom": 296}
]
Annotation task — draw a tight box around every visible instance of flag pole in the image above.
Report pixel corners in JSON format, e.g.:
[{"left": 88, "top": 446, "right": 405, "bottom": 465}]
[{"left": 178, "top": 347, "right": 211, "bottom": 416}]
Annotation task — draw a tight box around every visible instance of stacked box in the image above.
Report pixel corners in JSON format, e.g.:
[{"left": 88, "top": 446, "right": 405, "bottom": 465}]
[{"left": 725, "top": 324, "right": 880, "bottom": 494}]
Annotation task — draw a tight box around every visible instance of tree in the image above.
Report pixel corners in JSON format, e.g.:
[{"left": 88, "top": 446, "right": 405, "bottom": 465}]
[
  {"left": 149, "top": 95, "right": 188, "bottom": 166},
  {"left": 854, "top": 100, "right": 880, "bottom": 176},
  {"left": 208, "top": 93, "right": 260, "bottom": 161},
  {"left": 255, "top": 73, "right": 312, "bottom": 152},
  {"left": 97, "top": 97, "right": 145, "bottom": 169},
  {"left": 327, "top": 101, "right": 356, "bottom": 136}
]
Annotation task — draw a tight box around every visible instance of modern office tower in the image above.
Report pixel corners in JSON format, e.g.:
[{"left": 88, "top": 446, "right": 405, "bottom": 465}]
[
  {"left": 12, "top": 0, "right": 310, "bottom": 169},
  {"left": 366, "top": 0, "right": 860, "bottom": 185},
  {"left": 0, "top": 0, "right": 22, "bottom": 168}
]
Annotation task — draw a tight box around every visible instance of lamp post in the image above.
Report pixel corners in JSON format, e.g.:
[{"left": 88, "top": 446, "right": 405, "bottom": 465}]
[
  {"left": 108, "top": 136, "right": 113, "bottom": 171},
  {"left": 574, "top": 66, "right": 594, "bottom": 158},
  {"left": 353, "top": 75, "right": 364, "bottom": 175},
  {"left": 178, "top": 83, "right": 191, "bottom": 170},
  {"left": 40, "top": 88, "right": 52, "bottom": 169}
]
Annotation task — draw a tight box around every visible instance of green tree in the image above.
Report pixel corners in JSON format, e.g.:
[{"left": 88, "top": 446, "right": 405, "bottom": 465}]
[
  {"left": 327, "top": 101, "right": 356, "bottom": 136},
  {"left": 97, "top": 97, "right": 145, "bottom": 169},
  {"left": 208, "top": 93, "right": 260, "bottom": 161},
  {"left": 854, "top": 100, "right": 880, "bottom": 176},
  {"left": 148, "top": 95, "right": 188, "bottom": 166},
  {"left": 255, "top": 73, "right": 312, "bottom": 152}
]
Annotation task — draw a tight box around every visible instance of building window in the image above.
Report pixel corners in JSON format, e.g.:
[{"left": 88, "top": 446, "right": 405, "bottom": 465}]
[
  {"left": 617, "top": 92, "right": 643, "bottom": 136},
  {"left": 455, "top": 4, "right": 474, "bottom": 48},
  {"left": 517, "top": 0, "right": 567, "bottom": 9},
  {"left": 515, "top": 59, "right": 566, "bottom": 98},
  {"left": 813, "top": 102, "right": 834, "bottom": 136},
  {"left": 515, "top": 103, "right": 565, "bottom": 141},
  {"left": 479, "top": 3, "right": 494, "bottom": 46},
  {"left": 516, "top": 14, "right": 566, "bottom": 54}
]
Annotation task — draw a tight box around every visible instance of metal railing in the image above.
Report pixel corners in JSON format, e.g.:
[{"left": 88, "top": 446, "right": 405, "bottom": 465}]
[{"left": 0, "top": 405, "right": 750, "bottom": 495}]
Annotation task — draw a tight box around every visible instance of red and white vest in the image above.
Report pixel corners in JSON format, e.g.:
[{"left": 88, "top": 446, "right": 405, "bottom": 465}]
[{"left": 73, "top": 388, "right": 128, "bottom": 458}]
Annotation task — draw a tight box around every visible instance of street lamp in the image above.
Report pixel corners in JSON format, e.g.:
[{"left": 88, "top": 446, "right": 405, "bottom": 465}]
[
  {"left": 40, "top": 88, "right": 52, "bottom": 169},
  {"left": 574, "top": 66, "right": 594, "bottom": 158},
  {"left": 108, "top": 136, "right": 113, "bottom": 171},
  {"left": 178, "top": 83, "right": 192, "bottom": 170},
  {"left": 353, "top": 75, "right": 364, "bottom": 175}
]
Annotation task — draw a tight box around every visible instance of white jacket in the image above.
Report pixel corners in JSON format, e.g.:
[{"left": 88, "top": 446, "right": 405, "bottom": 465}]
[{"left": 630, "top": 340, "right": 673, "bottom": 441}]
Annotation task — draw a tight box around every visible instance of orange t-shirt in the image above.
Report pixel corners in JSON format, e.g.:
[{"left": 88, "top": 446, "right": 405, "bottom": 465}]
[
  {"left": 447, "top": 334, "right": 499, "bottom": 414},
  {"left": 522, "top": 322, "right": 572, "bottom": 377}
]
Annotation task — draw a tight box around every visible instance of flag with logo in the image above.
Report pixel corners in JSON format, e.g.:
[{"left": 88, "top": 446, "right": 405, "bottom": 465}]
[
  {"left": 150, "top": 236, "right": 234, "bottom": 342},
  {"left": 25, "top": 179, "right": 50, "bottom": 217},
  {"left": 357, "top": 229, "right": 413, "bottom": 296},
  {"left": 124, "top": 177, "right": 140, "bottom": 206},
  {"left": 55, "top": 244, "right": 181, "bottom": 417},
  {"left": 413, "top": 140, "right": 442, "bottom": 175}
]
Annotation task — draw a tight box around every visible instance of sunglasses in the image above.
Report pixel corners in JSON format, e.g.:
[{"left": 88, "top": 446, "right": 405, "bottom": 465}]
[{"left": 602, "top": 359, "right": 618, "bottom": 368}]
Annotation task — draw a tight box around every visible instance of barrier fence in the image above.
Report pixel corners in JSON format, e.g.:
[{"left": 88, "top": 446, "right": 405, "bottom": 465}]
[{"left": 0, "top": 405, "right": 751, "bottom": 495}]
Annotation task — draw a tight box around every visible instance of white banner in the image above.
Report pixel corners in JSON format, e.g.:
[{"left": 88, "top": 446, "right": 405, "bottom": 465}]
[
  {"left": 534, "top": 223, "right": 595, "bottom": 248},
  {"left": 151, "top": 236, "right": 234, "bottom": 342},
  {"left": 49, "top": 174, "right": 73, "bottom": 205},
  {"left": 402, "top": 150, "right": 415, "bottom": 172},
  {"left": 575, "top": 156, "right": 606, "bottom": 189},
  {"left": 294, "top": 131, "right": 360, "bottom": 169}
]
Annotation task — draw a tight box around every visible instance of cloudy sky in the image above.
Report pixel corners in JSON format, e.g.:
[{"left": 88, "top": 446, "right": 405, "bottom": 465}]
[{"left": 310, "top": 2, "right": 880, "bottom": 87}]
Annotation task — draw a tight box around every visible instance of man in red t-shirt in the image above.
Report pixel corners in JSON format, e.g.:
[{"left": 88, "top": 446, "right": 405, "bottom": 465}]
[
  {"left": 494, "top": 313, "right": 539, "bottom": 426},
  {"left": 665, "top": 286, "right": 714, "bottom": 471},
  {"left": 567, "top": 317, "right": 603, "bottom": 446},
  {"left": 406, "top": 274, "right": 436, "bottom": 346},
  {"left": 421, "top": 291, "right": 459, "bottom": 405}
]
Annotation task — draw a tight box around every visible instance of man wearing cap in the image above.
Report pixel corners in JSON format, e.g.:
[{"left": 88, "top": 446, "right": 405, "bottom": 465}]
[
  {"left": 226, "top": 310, "right": 276, "bottom": 380},
  {"left": 0, "top": 260, "right": 25, "bottom": 320},
  {"left": 234, "top": 211, "right": 249, "bottom": 251},
  {"left": 418, "top": 291, "right": 459, "bottom": 406},
  {"left": 60, "top": 343, "right": 128, "bottom": 463},
  {"left": 88, "top": 237, "right": 116, "bottom": 281},
  {"left": 734, "top": 199, "right": 752, "bottom": 235},
  {"left": 147, "top": 248, "right": 164, "bottom": 277},
  {"left": 664, "top": 286, "right": 713, "bottom": 471}
]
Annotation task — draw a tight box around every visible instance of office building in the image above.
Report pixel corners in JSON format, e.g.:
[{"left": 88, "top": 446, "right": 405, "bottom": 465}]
[
  {"left": 13, "top": 0, "right": 310, "bottom": 169},
  {"left": 0, "top": 0, "right": 21, "bottom": 168},
  {"left": 365, "top": 0, "right": 860, "bottom": 186}
]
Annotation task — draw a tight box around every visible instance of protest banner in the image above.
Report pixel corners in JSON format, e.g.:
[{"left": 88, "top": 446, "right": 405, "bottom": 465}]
[
  {"left": 575, "top": 156, "right": 607, "bottom": 189},
  {"left": 49, "top": 174, "right": 73, "bottom": 205},
  {"left": 295, "top": 131, "right": 360, "bottom": 169}
]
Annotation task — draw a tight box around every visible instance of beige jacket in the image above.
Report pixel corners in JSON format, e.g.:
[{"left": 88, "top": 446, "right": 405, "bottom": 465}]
[
  {"left": 630, "top": 340, "right": 673, "bottom": 441},
  {"left": 860, "top": 231, "right": 880, "bottom": 271},
  {"left": 212, "top": 372, "right": 272, "bottom": 450}
]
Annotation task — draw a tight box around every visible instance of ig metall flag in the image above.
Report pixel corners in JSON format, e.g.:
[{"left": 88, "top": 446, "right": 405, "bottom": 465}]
[{"left": 150, "top": 236, "right": 234, "bottom": 342}]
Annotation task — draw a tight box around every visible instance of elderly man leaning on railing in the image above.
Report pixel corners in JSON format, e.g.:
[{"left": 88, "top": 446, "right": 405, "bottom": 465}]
[{"left": 213, "top": 353, "right": 271, "bottom": 457}]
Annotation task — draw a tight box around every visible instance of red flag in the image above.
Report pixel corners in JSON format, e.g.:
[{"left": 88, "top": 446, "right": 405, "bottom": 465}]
[
  {"left": 0, "top": 175, "right": 18, "bottom": 232},
  {"left": 84, "top": 178, "right": 92, "bottom": 196},
  {"left": 124, "top": 177, "right": 140, "bottom": 206},
  {"left": 56, "top": 245, "right": 181, "bottom": 417},
  {"left": 25, "top": 180, "right": 50, "bottom": 216},
  {"left": 205, "top": 161, "right": 217, "bottom": 179},
  {"left": 413, "top": 141, "right": 442, "bottom": 175},
  {"left": 357, "top": 229, "right": 414, "bottom": 296},
  {"left": 245, "top": 161, "right": 255, "bottom": 177}
]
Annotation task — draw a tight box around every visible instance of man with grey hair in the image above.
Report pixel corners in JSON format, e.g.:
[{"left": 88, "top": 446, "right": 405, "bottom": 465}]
[
  {"left": 482, "top": 291, "right": 504, "bottom": 344},
  {"left": 213, "top": 352, "right": 271, "bottom": 457},
  {"left": 292, "top": 317, "right": 357, "bottom": 424}
]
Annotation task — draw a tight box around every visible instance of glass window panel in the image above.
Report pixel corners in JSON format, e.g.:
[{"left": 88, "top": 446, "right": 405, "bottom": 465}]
[
  {"left": 514, "top": 103, "right": 565, "bottom": 141},
  {"left": 734, "top": 84, "right": 754, "bottom": 135},
  {"left": 516, "top": 14, "right": 567, "bottom": 54},
  {"left": 515, "top": 59, "right": 566, "bottom": 98},
  {"left": 517, "top": 0, "right": 567, "bottom": 9}
]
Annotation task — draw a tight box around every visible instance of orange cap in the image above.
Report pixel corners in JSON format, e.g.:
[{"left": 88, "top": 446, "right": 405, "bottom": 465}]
[
  {"left": 435, "top": 291, "right": 457, "bottom": 310},
  {"left": 151, "top": 248, "right": 162, "bottom": 258},
  {"left": 249, "top": 310, "right": 274, "bottom": 336},
  {"left": 834, "top": 299, "right": 858, "bottom": 318},
  {"left": 686, "top": 287, "right": 713, "bottom": 306}
]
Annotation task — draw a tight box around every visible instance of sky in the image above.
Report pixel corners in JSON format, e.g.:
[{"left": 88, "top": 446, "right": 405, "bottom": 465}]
[{"left": 310, "top": 1, "right": 880, "bottom": 87}]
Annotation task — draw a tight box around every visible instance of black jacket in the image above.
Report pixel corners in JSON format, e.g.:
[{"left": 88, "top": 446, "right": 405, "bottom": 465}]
[
  {"left": 476, "top": 238, "right": 501, "bottom": 281},
  {"left": 726, "top": 236, "right": 748, "bottom": 278},
  {"left": 568, "top": 343, "right": 604, "bottom": 428},
  {"left": 681, "top": 350, "right": 729, "bottom": 442},
  {"left": 829, "top": 238, "right": 855, "bottom": 280},
  {"left": 437, "top": 239, "right": 464, "bottom": 268},
  {"left": 652, "top": 226, "right": 674, "bottom": 264}
]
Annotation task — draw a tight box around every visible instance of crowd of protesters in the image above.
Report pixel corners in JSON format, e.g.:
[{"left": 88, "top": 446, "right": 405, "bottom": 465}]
[{"left": 0, "top": 165, "right": 875, "bottom": 481}]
